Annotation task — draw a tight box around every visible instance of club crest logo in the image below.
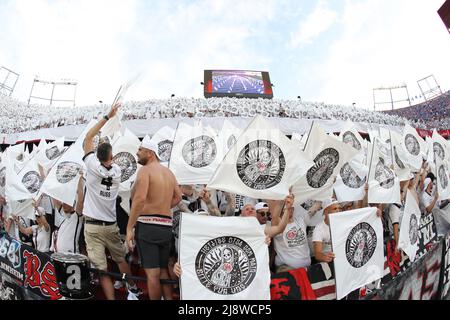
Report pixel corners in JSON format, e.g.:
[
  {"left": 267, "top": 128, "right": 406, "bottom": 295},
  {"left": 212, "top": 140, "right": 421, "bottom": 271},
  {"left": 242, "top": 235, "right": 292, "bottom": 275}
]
[
  {"left": 433, "top": 142, "right": 445, "bottom": 161},
  {"left": 195, "top": 237, "right": 257, "bottom": 295},
  {"left": 45, "top": 146, "right": 62, "bottom": 161},
  {"left": 375, "top": 158, "right": 395, "bottom": 189},
  {"left": 56, "top": 162, "right": 81, "bottom": 184},
  {"left": 306, "top": 148, "right": 340, "bottom": 189},
  {"left": 0, "top": 167, "right": 5, "bottom": 188},
  {"left": 393, "top": 146, "right": 405, "bottom": 169},
  {"left": 157, "top": 140, "right": 173, "bottom": 162},
  {"left": 405, "top": 134, "right": 420, "bottom": 156},
  {"left": 409, "top": 213, "right": 419, "bottom": 245},
  {"left": 227, "top": 135, "right": 237, "bottom": 149},
  {"left": 340, "top": 163, "right": 366, "bottom": 189},
  {"left": 182, "top": 136, "right": 217, "bottom": 168},
  {"left": 346, "top": 222, "right": 377, "bottom": 268},
  {"left": 342, "top": 131, "right": 361, "bottom": 150},
  {"left": 438, "top": 165, "right": 448, "bottom": 189},
  {"left": 236, "top": 140, "right": 286, "bottom": 190},
  {"left": 112, "top": 152, "right": 137, "bottom": 183},
  {"left": 284, "top": 226, "right": 306, "bottom": 248},
  {"left": 22, "top": 171, "right": 42, "bottom": 194}
]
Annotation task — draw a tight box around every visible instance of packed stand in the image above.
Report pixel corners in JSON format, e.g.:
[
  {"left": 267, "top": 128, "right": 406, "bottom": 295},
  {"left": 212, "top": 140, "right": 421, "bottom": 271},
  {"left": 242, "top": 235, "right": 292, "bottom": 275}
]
[
  {"left": 0, "top": 95, "right": 412, "bottom": 135},
  {"left": 383, "top": 91, "right": 450, "bottom": 130}
]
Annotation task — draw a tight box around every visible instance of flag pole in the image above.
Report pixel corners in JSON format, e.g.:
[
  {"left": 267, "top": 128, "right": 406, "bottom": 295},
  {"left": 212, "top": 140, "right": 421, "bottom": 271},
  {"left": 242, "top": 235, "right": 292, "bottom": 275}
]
[{"left": 303, "top": 120, "right": 315, "bottom": 152}]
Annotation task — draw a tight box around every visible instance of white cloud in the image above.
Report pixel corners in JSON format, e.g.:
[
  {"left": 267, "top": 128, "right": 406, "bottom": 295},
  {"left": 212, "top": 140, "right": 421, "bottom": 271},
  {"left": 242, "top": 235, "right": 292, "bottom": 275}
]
[
  {"left": 306, "top": 0, "right": 450, "bottom": 109},
  {"left": 290, "top": 0, "right": 338, "bottom": 48}
]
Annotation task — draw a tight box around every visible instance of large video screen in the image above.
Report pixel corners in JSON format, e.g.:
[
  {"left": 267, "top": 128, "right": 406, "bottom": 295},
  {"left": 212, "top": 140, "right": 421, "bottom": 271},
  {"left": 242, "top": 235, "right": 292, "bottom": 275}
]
[{"left": 204, "top": 70, "right": 273, "bottom": 99}]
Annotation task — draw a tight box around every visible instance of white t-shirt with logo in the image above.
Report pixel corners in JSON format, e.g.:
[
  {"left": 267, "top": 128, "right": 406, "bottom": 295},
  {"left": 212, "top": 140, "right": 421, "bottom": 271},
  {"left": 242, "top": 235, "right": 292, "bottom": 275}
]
[
  {"left": 32, "top": 225, "right": 51, "bottom": 253},
  {"left": 312, "top": 221, "right": 332, "bottom": 255},
  {"left": 83, "top": 153, "right": 121, "bottom": 222},
  {"left": 274, "top": 206, "right": 311, "bottom": 269},
  {"left": 55, "top": 210, "right": 84, "bottom": 254}
]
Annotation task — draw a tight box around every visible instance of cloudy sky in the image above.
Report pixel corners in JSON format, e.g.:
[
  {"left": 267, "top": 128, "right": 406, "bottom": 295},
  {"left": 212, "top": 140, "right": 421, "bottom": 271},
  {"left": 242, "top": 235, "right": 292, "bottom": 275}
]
[{"left": 0, "top": 0, "right": 448, "bottom": 110}]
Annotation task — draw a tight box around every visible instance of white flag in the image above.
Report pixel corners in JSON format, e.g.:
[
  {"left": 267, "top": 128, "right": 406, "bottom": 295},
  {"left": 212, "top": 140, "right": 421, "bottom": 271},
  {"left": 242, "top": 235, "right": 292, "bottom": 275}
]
[
  {"left": 329, "top": 207, "right": 384, "bottom": 300},
  {"left": 218, "top": 120, "right": 242, "bottom": 155},
  {"left": 340, "top": 121, "right": 365, "bottom": 152},
  {"left": 170, "top": 122, "right": 223, "bottom": 185},
  {"left": 401, "top": 123, "right": 426, "bottom": 171},
  {"left": 6, "top": 143, "right": 25, "bottom": 161},
  {"left": 390, "top": 130, "right": 412, "bottom": 181},
  {"left": 208, "top": 116, "right": 313, "bottom": 200},
  {"left": 35, "top": 137, "right": 65, "bottom": 172},
  {"left": 101, "top": 115, "right": 122, "bottom": 138},
  {"left": 38, "top": 142, "right": 85, "bottom": 206},
  {"left": 5, "top": 157, "right": 42, "bottom": 202},
  {"left": 37, "top": 120, "right": 97, "bottom": 205},
  {"left": 179, "top": 214, "right": 270, "bottom": 300},
  {"left": 334, "top": 158, "right": 368, "bottom": 202},
  {"left": 432, "top": 129, "right": 449, "bottom": 162},
  {"left": 398, "top": 191, "right": 420, "bottom": 262},
  {"left": 112, "top": 128, "right": 141, "bottom": 192},
  {"left": 30, "top": 139, "right": 47, "bottom": 158},
  {"left": 150, "top": 126, "right": 176, "bottom": 167},
  {"left": 436, "top": 156, "right": 450, "bottom": 201},
  {"left": 292, "top": 122, "right": 359, "bottom": 204},
  {"left": 9, "top": 199, "right": 35, "bottom": 220},
  {"left": 368, "top": 138, "right": 401, "bottom": 204}
]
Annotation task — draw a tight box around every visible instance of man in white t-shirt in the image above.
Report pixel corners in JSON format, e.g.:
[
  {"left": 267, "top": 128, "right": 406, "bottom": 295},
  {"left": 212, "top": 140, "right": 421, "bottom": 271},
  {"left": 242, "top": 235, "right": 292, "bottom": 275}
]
[
  {"left": 272, "top": 198, "right": 315, "bottom": 273},
  {"left": 50, "top": 173, "right": 85, "bottom": 254},
  {"left": 82, "top": 103, "right": 139, "bottom": 300},
  {"left": 421, "top": 177, "right": 450, "bottom": 236},
  {"left": 312, "top": 199, "right": 341, "bottom": 263},
  {"left": 16, "top": 208, "right": 51, "bottom": 253}
]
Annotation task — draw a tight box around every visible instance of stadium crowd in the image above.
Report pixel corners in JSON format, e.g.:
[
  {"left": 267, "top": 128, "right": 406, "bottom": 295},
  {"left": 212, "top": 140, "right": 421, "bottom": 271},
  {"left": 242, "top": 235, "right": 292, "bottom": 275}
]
[
  {"left": 0, "top": 95, "right": 418, "bottom": 135},
  {"left": 383, "top": 91, "right": 450, "bottom": 130},
  {"left": 0, "top": 102, "right": 449, "bottom": 300}
]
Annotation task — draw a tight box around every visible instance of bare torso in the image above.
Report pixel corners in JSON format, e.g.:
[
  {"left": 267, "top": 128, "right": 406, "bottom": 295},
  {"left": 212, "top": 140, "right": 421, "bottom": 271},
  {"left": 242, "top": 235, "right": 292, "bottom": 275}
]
[{"left": 133, "top": 162, "right": 178, "bottom": 218}]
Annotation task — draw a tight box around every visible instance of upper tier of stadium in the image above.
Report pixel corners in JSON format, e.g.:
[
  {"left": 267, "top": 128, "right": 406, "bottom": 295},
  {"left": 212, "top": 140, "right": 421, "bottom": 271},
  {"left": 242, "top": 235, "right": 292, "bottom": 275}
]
[{"left": 0, "top": 91, "right": 448, "bottom": 135}]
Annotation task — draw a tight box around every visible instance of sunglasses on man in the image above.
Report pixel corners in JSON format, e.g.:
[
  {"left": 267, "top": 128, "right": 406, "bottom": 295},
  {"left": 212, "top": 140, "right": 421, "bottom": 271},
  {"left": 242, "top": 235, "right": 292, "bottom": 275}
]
[{"left": 257, "top": 211, "right": 271, "bottom": 218}]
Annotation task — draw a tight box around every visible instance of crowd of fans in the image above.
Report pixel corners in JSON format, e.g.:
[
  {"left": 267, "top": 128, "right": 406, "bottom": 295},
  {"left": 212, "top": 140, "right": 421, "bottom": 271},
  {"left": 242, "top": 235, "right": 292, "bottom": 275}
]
[
  {"left": 0, "top": 95, "right": 417, "bottom": 135},
  {"left": 383, "top": 91, "right": 450, "bottom": 130}
]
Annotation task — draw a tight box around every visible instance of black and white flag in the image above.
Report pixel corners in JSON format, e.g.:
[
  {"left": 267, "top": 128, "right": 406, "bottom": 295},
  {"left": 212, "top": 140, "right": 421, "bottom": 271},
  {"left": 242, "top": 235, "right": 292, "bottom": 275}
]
[
  {"left": 368, "top": 138, "right": 401, "bottom": 204},
  {"left": 398, "top": 191, "right": 420, "bottom": 262},
  {"left": 150, "top": 126, "right": 176, "bottom": 167},
  {"left": 208, "top": 116, "right": 313, "bottom": 200},
  {"left": 329, "top": 207, "right": 384, "bottom": 300},
  {"left": 170, "top": 122, "right": 223, "bottom": 185},
  {"left": 292, "top": 122, "right": 358, "bottom": 204},
  {"left": 401, "top": 123, "right": 426, "bottom": 171},
  {"left": 179, "top": 213, "right": 270, "bottom": 300}
]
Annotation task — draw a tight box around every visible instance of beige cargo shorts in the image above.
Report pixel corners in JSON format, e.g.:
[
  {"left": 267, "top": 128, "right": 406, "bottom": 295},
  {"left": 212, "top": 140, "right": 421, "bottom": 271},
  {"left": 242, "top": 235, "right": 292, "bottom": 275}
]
[{"left": 84, "top": 222, "right": 126, "bottom": 271}]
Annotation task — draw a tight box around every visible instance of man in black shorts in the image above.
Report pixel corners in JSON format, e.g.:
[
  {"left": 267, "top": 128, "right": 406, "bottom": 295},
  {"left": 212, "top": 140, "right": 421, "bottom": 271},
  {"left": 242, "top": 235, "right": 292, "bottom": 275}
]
[{"left": 127, "top": 136, "right": 182, "bottom": 300}]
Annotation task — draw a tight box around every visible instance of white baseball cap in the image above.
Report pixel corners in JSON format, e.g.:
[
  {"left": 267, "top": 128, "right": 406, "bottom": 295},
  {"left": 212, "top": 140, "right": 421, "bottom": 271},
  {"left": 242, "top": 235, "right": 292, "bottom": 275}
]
[
  {"left": 322, "top": 198, "right": 339, "bottom": 210},
  {"left": 255, "top": 202, "right": 269, "bottom": 211},
  {"left": 141, "top": 135, "right": 160, "bottom": 160}
]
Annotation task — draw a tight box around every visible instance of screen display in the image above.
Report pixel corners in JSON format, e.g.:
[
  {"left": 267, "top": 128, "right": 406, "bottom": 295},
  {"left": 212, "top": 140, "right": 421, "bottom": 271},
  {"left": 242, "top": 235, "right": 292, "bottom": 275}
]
[
  {"left": 212, "top": 70, "right": 264, "bottom": 94},
  {"left": 204, "top": 70, "right": 273, "bottom": 99}
]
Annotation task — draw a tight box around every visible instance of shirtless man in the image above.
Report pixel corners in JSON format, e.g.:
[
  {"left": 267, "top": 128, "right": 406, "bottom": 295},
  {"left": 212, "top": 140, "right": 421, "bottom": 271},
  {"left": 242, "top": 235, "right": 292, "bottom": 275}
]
[{"left": 126, "top": 136, "right": 182, "bottom": 300}]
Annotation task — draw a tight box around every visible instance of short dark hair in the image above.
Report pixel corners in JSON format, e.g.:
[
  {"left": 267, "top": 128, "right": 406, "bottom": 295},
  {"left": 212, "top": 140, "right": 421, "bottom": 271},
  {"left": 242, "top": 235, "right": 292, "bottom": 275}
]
[{"left": 97, "top": 143, "right": 112, "bottom": 162}]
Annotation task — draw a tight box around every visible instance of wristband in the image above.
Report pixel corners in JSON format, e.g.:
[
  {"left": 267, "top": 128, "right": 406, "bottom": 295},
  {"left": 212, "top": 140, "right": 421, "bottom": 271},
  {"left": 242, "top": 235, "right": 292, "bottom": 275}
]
[{"left": 104, "top": 115, "right": 110, "bottom": 121}]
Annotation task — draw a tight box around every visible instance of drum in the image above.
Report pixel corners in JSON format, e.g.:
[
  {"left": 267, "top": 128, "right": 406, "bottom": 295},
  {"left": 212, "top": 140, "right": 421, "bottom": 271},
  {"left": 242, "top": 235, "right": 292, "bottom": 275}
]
[{"left": 51, "top": 252, "right": 93, "bottom": 300}]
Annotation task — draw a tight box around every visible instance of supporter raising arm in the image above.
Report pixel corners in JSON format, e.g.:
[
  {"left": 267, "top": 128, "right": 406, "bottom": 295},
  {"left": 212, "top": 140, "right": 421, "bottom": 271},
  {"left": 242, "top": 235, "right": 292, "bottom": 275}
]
[{"left": 83, "top": 103, "right": 120, "bottom": 154}]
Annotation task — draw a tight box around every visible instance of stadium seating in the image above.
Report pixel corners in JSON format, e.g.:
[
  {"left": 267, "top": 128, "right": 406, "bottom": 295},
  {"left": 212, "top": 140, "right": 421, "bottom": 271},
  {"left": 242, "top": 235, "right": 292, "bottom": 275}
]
[{"left": 0, "top": 92, "right": 447, "bottom": 135}]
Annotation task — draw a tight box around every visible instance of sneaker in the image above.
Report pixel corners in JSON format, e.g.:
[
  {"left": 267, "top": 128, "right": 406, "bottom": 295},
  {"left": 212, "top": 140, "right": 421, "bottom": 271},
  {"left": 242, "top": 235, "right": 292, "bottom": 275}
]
[
  {"left": 114, "top": 281, "right": 124, "bottom": 290},
  {"left": 127, "top": 284, "right": 143, "bottom": 296}
]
